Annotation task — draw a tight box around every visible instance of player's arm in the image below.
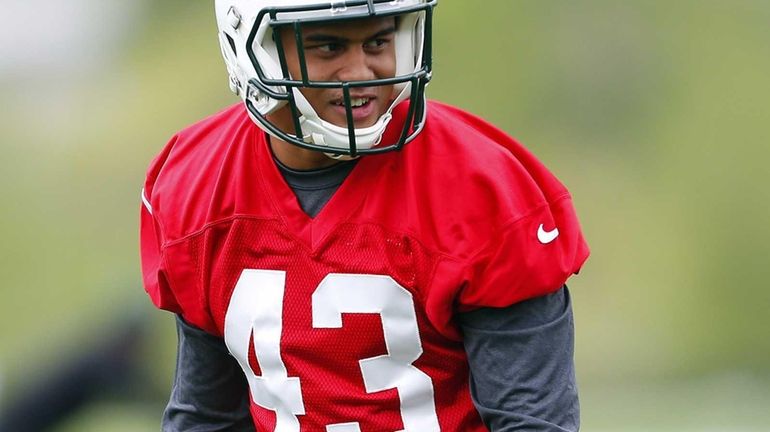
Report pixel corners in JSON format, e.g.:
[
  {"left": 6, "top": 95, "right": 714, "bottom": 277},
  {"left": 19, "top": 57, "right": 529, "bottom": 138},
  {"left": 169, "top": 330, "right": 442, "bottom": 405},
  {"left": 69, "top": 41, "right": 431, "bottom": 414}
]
[
  {"left": 162, "top": 315, "right": 255, "bottom": 432},
  {"left": 458, "top": 286, "right": 579, "bottom": 432}
]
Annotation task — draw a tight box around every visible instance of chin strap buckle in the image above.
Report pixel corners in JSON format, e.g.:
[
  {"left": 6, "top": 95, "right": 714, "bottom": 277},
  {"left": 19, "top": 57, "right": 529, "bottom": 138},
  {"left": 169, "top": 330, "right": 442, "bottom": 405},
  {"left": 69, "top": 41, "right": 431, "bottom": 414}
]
[{"left": 310, "top": 132, "right": 326, "bottom": 145}]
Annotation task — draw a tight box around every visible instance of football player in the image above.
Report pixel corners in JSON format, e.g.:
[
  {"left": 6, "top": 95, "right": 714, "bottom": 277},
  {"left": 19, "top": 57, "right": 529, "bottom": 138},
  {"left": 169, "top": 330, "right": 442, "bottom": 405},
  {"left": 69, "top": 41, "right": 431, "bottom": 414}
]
[{"left": 140, "top": 1, "right": 590, "bottom": 431}]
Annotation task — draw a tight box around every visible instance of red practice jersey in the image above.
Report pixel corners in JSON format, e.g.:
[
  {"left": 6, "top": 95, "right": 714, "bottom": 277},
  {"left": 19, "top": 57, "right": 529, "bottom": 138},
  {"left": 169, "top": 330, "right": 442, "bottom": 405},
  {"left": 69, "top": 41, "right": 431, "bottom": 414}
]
[{"left": 140, "top": 101, "right": 589, "bottom": 431}]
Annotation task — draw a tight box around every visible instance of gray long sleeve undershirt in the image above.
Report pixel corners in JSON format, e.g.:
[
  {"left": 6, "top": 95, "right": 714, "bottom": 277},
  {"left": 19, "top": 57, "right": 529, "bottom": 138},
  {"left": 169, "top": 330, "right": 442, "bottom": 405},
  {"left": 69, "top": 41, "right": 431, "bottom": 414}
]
[{"left": 162, "top": 159, "right": 579, "bottom": 431}]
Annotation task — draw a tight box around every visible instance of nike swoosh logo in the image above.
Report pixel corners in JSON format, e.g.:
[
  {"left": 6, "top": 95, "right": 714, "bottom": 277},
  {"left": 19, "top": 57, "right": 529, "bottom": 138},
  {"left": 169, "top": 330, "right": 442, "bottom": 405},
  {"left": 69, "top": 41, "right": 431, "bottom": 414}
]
[{"left": 537, "top": 224, "right": 559, "bottom": 244}]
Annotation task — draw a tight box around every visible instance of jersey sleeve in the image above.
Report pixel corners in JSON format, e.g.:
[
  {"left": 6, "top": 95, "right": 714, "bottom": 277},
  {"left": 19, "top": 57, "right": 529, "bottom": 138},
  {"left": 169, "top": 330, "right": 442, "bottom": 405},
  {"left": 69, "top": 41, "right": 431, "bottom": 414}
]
[
  {"left": 139, "top": 135, "right": 217, "bottom": 334},
  {"left": 438, "top": 103, "right": 590, "bottom": 311},
  {"left": 140, "top": 134, "right": 178, "bottom": 315},
  {"left": 139, "top": 185, "right": 180, "bottom": 314},
  {"left": 458, "top": 192, "right": 589, "bottom": 310}
]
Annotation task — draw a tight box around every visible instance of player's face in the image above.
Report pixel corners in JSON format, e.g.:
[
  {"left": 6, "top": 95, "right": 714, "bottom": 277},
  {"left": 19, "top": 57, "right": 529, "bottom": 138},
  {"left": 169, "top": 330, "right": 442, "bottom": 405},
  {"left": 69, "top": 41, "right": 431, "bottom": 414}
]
[{"left": 278, "top": 17, "right": 398, "bottom": 129}]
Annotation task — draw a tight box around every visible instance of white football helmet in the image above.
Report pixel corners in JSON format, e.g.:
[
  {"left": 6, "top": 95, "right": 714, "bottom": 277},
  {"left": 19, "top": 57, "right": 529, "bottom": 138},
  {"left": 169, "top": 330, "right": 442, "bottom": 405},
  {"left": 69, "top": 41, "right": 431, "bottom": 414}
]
[{"left": 215, "top": 0, "right": 436, "bottom": 156}]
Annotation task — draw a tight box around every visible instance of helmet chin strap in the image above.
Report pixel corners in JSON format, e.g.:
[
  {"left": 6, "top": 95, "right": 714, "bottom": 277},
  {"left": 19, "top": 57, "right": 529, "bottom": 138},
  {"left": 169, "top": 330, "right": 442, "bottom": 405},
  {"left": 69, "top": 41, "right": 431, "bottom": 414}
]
[
  {"left": 298, "top": 111, "right": 394, "bottom": 150},
  {"left": 291, "top": 81, "right": 411, "bottom": 155},
  {"left": 250, "top": 81, "right": 412, "bottom": 160}
]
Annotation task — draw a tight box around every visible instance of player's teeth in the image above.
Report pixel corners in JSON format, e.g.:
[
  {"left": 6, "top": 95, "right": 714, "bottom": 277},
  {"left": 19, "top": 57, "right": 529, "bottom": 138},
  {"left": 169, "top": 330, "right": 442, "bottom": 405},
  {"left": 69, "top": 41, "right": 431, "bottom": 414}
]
[{"left": 333, "top": 98, "right": 369, "bottom": 107}]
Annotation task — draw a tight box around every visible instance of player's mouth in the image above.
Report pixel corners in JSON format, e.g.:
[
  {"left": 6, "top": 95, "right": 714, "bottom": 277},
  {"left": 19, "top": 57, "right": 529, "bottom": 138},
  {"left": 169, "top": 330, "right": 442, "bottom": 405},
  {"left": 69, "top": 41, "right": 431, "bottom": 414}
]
[{"left": 330, "top": 96, "right": 378, "bottom": 124}]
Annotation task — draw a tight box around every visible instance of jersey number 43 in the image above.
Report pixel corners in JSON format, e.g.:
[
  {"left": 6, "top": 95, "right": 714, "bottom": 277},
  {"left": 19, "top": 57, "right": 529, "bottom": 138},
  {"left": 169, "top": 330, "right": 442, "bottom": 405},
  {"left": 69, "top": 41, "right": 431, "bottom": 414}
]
[{"left": 224, "top": 269, "right": 441, "bottom": 432}]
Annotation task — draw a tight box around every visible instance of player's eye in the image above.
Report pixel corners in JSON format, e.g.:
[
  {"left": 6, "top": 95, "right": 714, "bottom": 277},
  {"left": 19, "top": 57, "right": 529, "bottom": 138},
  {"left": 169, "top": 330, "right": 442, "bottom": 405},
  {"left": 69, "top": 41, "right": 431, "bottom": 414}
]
[
  {"left": 308, "top": 42, "right": 345, "bottom": 54},
  {"left": 363, "top": 37, "right": 391, "bottom": 51},
  {"left": 322, "top": 42, "right": 344, "bottom": 52}
]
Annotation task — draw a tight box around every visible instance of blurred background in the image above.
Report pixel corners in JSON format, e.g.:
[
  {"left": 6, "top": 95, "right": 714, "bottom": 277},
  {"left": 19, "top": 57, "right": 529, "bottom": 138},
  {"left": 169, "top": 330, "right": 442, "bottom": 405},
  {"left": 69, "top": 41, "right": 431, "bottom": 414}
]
[{"left": 1, "top": 0, "right": 768, "bottom": 430}]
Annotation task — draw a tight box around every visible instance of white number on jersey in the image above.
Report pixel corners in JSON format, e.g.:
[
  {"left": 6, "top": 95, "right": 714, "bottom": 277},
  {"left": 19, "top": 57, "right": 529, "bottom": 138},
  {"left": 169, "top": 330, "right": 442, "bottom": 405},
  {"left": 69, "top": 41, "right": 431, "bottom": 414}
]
[{"left": 224, "top": 270, "right": 440, "bottom": 432}]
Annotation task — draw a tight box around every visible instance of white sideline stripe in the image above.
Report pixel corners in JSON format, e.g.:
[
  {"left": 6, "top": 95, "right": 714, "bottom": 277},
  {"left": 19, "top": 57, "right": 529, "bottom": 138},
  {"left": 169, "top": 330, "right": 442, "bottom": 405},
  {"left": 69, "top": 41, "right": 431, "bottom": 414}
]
[{"left": 141, "top": 188, "right": 153, "bottom": 215}]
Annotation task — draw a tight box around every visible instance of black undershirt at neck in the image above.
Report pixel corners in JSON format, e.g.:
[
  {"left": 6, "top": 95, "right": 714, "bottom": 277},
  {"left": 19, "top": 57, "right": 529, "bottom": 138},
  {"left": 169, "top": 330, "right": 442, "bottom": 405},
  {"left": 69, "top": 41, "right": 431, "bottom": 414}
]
[{"left": 273, "top": 157, "right": 358, "bottom": 218}]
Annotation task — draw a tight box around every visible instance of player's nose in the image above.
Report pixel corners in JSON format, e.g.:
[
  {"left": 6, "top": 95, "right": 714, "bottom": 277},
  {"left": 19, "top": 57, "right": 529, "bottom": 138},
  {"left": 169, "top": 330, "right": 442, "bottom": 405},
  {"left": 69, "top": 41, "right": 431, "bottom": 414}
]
[{"left": 336, "top": 47, "right": 376, "bottom": 82}]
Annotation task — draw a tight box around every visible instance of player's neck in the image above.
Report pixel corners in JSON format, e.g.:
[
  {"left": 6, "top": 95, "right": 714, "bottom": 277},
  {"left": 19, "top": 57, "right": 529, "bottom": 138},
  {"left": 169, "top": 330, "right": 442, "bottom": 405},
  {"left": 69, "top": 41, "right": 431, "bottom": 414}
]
[{"left": 269, "top": 136, "right": 339, "bottom": 171}]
